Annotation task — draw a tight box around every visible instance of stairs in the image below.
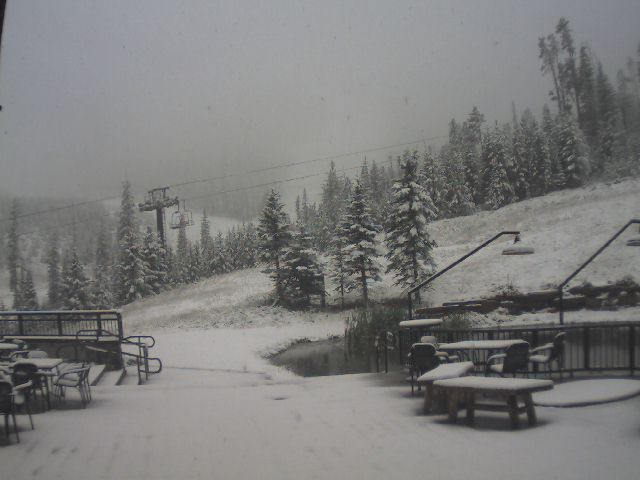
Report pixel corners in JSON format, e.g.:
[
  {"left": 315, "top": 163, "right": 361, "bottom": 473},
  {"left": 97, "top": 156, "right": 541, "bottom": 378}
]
[{"left": 96, "top": 368, "right": 127, "bottom": 387}]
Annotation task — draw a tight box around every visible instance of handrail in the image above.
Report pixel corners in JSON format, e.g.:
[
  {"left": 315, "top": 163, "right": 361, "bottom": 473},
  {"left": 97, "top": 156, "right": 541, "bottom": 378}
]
[
  {"left": 558, "top": 219, "right": 640, "bottom": 324},
  {"left": 407, "top": 231, "right": 520, "bottom": 319}
]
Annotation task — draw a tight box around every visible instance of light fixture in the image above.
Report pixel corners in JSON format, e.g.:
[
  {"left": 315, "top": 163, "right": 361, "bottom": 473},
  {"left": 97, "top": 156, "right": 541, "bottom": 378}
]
[
  {"left": 501, "top": 234, "right": 535, "bottom": 255},
  {"left": 626, "top": 226, "right": 640, "bottom": 246}
]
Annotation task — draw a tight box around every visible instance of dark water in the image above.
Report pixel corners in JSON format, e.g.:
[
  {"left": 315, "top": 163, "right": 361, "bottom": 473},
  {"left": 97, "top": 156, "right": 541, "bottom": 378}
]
[{"left": 269, "top": 338, "right": 387, "bottom": 377}]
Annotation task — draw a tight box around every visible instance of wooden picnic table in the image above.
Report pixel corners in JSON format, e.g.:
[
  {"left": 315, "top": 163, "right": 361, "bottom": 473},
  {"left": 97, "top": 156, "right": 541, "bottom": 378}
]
[
  {"left": 434, "top": 377, "right": 554, "bottom": 428},
  {"left": 417, "top": 361, "right": 474, "bottom": 413}
]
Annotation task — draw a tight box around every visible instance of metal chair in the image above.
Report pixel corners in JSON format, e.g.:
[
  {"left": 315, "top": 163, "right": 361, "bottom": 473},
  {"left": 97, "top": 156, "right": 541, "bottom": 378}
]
[
  {"left": 11, "top": 362, "right": 48, "bottom": 411},
  {"left": 486, "top": 342, "right": 530, "bottom": 377},
  {"left": 530, "top": 332, "right": 566, "bottom": 377},
  {"left": 53, "top": 365, "right": 92, "bottom": 408},
  {"left": 406, "top": 343, "right": 442, "bottom": 395},
  {"left": 0, "top": 380, "right": 20, "bottom": 443}
]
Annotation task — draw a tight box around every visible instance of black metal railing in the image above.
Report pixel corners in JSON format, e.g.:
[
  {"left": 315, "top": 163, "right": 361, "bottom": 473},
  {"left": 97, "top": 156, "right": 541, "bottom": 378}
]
[
  {"left": 393, "top": 321, "right": 639, "bottom": 376},
  {"left": 0, "top": 310, "right": 123, "bottom": 340}
]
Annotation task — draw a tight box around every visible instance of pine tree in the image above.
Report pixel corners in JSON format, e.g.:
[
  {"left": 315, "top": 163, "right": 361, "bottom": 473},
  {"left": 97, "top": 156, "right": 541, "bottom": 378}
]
[
  {"left": 440, "top": 148, "right": 474, "bottom": 217},
  {"left": 340, "top": 180, "right": 380, "bottom": 304},
  {"left": 19, "top": 268, "right": 39, "bottom": 311},
  {"left": 200, "top": 210, "right": 213, "bottom": 275},
  {"left": 93, "top": 224, "right": 115, "bottom": 309},
  {"left": 115, "top": 181, "right": 150, "bottom": 304},
  {"left": 280, "top": 224, "right": 324, "bottom": 306},
  {"left": 578, "top": 44, "right": 599, "bottom": 147},
  {"left": 141, "top": 227, "right": 167, "bottom": 294},
  {"left": 318, "top": 162, "right": 345, "bottom": 251},
  {"left": 8, "top": 199, "right": 19, "bottom": 293},
  {"left": 329, "top": 233, "right": 353, "bottom": 309},
  {"left": 257, "top": 190, "right": 291, "bottom": 301},
  {"left": 61, "top": 247, "right": 90, "bottom": 310},
  {"left": 595, "top": 62, "right": 619, "bottom": 172},
  {"left": 385, "top": 153, "right": 437, "bottom": 292},
  {"left": 46, "top": 231, "right": 62, "bottom": 308},
  {"left": 420, "top": 150, "right": 443, "bottom": 218},
  {"left": 556, "top": 114, "right": 590, "bottom": 188},
  {"left": 482, "top": 127, "right": 515, "bottom": 210}
]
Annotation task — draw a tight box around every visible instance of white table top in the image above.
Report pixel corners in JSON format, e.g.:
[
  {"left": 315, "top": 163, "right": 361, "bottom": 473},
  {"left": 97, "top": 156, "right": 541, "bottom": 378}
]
[
  {"left": 398, "top": 318, "right": 443, "bottom": 328},
  {"left": 438, "top": 339, "right": 527, "bottom": 351},
  {"left": 434, "top": 376, "right": 553, "bottom": 391},
  {"left": 0, "top": 343, "right": 20, "bottom": 351},
  {"left": 13, "top": 358, "right": 64, "bottom": 370}
]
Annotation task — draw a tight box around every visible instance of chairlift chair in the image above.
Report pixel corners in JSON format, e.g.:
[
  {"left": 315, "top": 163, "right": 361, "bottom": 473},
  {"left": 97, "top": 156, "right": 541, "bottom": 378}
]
[{"left": 170, "top": 201, "right": 195, "bottom": 229}]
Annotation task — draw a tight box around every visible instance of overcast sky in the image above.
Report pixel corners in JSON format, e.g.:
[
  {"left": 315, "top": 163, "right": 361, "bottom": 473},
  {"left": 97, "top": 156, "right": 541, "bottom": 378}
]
[{"left": 0, "top": 0, "right": 639, "bottom": 201}]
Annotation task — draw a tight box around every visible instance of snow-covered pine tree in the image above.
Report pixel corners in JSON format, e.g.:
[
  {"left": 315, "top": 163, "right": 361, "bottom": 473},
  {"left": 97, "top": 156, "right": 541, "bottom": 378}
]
[
  {"left": 212, "top": 232, "right": 229, "bottom": 274},
  {"left": 510, "top": 121, "right": 530, "bottom": 201},
  {"left": 419, "top": 150, "right": 443, "bottom": 218},
  {"left": 61, "top": 246, "right": 90, "bottom": 310},
  {"left": 141, "top": 227, "right": 166, "bottom": 294},
  {"left": 19, "top": 268, "right": 39, "bottom": 311},
  {"left": 199, "top": 210, "right": 213, "bottom": 276},
  {"left": 440, "top": 148, "right": 474, "bottom": 217},
  {"left": 521, "top": 110, "right": 553, "bottom": 196},
  {"left": 280, "top": 224, "right": 324, "bottom": 306},
  {"left": 115, "top": 180, "right": 151, "bottom": 304},
  {"left": 92, "top": 224, "right": 115, "bottom": 309},
  {"left": 340, "top": 180, "right": 381, "bottom": 304},
  {"left": 595, "top": 62, "right": 619, "bottom": 174},
  {"left": 46, "top": 231, "right": 62, "bottom": 308},
  {"left": 318, "top": 162, "right": 344, "bottom": 251},
  {"left": 385, "top": 153, "right": 437, "bottom": 293},
  {"left": 8, "top": 199, "right": 19, "bottom": 293},
  {"left": 556, "top": 114, "right": 590, "bottom": 188},
  {"left": 329, "top": 233, "right": 353, "bottom": 309},
  {"left": 257, "top": 190, "right": 291, "bottom": 300},
  {"left": 481, "top": 127, "right": 515, "bottom": 210}
]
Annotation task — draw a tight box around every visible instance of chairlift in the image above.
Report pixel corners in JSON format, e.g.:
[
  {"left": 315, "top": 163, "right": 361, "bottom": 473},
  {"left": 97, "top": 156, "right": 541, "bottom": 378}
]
[{"left": 170, "top": 201, "right": 194, "bottom": 229}]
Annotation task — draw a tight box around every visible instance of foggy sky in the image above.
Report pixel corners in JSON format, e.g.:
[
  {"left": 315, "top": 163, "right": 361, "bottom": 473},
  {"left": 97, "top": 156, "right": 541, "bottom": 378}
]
[{"left": 1, "top": 0, "right": 639, "bottom": 202}]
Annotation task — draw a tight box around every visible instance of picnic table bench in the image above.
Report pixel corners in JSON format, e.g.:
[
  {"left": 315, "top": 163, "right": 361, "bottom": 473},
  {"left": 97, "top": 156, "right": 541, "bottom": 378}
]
[
  {"left": 433, "top": 377, "right": 554, "bottom": 428},
  {"left": 416, "top": 362, "right": 474, "bottom": 413}
]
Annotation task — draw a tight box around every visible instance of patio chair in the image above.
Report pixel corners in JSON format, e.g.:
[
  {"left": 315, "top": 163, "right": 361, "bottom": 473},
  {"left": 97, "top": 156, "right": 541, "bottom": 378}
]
[
  {"left": 0, "top": 380, "right": 20, "bottom": 443},
  {"left": 12, "top": 380, "right": 34, "bottom": 432},
  {"left": 53, "top": 365, "right": 92, "bottom": 408},
  {"left": 406, "top": 343, "right": 442, "bottom": 395},
  {"left": 420, "top": 336, "right": 459, "bottom": 363},
  {"left": 11, "top": 362, "right": 48, "bottom": 412},
  {"left": 485, "top": 342, "right": 530, "bottom": 377},
  {"left": 530, "top": 332, "right": 566, "bottom": 378}
]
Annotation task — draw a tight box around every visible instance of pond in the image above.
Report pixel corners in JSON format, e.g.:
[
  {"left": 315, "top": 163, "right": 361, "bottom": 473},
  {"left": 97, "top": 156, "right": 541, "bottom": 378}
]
[{"left": 269, "top": 337, "right": 398, "bottom": 377}]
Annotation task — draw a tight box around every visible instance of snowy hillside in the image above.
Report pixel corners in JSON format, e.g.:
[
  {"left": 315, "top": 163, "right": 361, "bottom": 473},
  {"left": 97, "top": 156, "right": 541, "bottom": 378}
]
[
  {"left": 121, "top": 178, "right": 640, "bottom": 336},
  {"left": 372, "top": 178, "right": 640, "bottom": 307}
]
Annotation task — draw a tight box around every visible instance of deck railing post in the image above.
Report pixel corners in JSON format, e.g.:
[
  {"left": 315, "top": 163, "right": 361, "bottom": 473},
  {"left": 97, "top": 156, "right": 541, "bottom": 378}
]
[
  {"left": 532, "top": 329, "right": 539, "bottom": 376},
  {"left": 18, "top": 313, "right": 24, "bottom": 335},
  {"left": 57, "top": 313, "right": 63, "bottom": 335},
  {"left": 583, "top": 327, "right": 590, "bottom": 371},
  {"left": 97, "top": 313, "right": 102, "bottom": 336}
]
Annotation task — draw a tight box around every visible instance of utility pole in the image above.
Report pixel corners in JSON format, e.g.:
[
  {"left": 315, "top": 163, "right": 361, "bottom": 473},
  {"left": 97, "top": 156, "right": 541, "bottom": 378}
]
[{"left": 138, "top": 187, "right": 179, "bottom": 247}]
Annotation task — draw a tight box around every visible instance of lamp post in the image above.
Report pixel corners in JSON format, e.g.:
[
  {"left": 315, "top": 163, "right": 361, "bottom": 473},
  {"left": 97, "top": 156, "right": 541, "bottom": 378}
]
[
  {"left": 558, "top": 219, "right": 640, "bottom": 324},
  {"left": 406, "top": 231, "right": 533, "bottom": 319}
]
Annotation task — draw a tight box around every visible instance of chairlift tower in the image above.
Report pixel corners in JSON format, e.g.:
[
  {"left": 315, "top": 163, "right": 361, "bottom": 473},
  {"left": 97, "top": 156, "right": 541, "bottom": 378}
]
[{"left": 138, "top": 187, "right": 179, "bottom": 247}]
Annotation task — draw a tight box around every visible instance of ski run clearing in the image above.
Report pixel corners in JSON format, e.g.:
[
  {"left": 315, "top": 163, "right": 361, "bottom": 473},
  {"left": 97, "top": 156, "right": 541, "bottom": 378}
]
[{"left": 1, "top": 178, "right": 640, "bottom": 479}]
